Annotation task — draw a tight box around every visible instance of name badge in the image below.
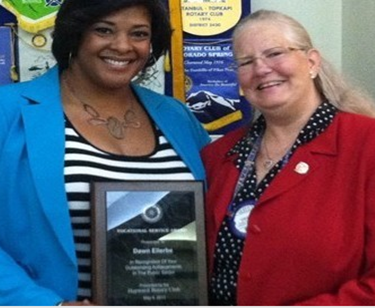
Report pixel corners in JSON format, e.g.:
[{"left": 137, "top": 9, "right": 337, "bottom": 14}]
[{"left": 228, "top": 200, "right": 256, "bottom": 239}]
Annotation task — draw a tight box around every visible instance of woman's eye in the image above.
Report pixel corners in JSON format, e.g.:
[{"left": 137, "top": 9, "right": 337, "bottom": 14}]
[
  {"left": 239, "top": 59, "right": 254, "bottom": 67},
  {"left": 94, "top": 27, "right": 112, "bottom": 35},
  {"left": 132, "top": 30, "right": 151, "bottom": 39},
  {"left": 266, "top": 50, "right": 284, "bottom": 58}
]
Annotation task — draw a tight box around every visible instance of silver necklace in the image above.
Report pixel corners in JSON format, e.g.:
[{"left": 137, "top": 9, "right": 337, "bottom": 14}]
[
  {"left": 63, "top": 75, "right": 141, "bottom": 140},
  {"left": 262, "top": 142, "right": 275, "bottom": 169},
  {"left": 262, "top": 137, "right": 295, "bottom": 170}
]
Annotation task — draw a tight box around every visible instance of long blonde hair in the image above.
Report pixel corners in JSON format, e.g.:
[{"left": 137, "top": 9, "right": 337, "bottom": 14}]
[{"left": 233, "top": 9, "right": 375, "bottom": 117}]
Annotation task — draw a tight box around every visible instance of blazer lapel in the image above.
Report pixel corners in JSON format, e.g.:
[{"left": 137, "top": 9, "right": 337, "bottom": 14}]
[
  {"left": 210, "top": 152, "right": 241, "bottom": 229},
  {"left": 20, "top": 68, "right": 76, "bottom": 262},
  {"left": 259, "top": 124, "right": 338, "bottom": 205},
  {"left": 133, "top": 85, "right": 204, "bottom": 179}
]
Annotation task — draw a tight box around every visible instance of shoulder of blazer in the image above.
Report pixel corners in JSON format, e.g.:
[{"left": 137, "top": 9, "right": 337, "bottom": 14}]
[
  {"left": 0, "top": 66, "right": 60, "bottom": 107},
  {"left": 131, "top": 82, "right": 207, "bottom": 137},
  {"left": 333, "top": 111, "right": 375, "bottom": 149},
  {"left": 131, "top": 83, "right": 187, "bottom": 114},
  {"left": 335, "top": 111, "right": 375, "bottom": 133}
]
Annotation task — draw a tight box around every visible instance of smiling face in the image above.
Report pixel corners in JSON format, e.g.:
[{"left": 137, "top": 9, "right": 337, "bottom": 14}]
[
  {"left": 233, "top": 21, "right": 321, "bottom": 116},
  {"left": 70, "top": 5, "right": 151, "bottom": 90}
]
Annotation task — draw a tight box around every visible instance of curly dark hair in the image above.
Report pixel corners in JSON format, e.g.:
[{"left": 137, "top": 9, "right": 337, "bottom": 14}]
[{"left": 52, "top": 0, "right": 172, "bottom": 71}]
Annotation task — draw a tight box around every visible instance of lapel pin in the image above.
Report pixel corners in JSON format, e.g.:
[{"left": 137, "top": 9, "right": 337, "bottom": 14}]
[{"left": 295, "top": 162, "right": 309, "bottom": 174}]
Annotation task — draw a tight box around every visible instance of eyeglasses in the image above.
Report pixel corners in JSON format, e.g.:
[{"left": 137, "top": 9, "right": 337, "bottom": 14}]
[{"left": 234, "top": 46, "right": 305, "bottom": 71}]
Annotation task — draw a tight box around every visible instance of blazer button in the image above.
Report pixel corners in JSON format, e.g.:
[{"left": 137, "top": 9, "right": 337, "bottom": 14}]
[{"left": 249, "top": 224, "right": 261, "bottom": 234}]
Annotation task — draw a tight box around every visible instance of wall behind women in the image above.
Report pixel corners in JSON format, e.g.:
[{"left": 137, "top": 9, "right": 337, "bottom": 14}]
[
  {"left": 251, "top": 0, "right": 375, "bottom": 101},
  {"left": 342, "top": 0, "right": 375, "bottom": 100}
]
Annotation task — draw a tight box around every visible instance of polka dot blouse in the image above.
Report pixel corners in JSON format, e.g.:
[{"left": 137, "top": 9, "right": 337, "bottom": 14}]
[{"left": 209, "top": 101, "right": 338, "bottom": 305}]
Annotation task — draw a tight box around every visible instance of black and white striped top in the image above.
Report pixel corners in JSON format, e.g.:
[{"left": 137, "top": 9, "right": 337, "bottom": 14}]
[{"left": 63, "top": 118, "right": 194, "bottom": 300}]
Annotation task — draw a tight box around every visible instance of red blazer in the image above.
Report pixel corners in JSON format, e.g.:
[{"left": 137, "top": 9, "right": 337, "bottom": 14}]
[{"left": 202, "top": 112, "right": 375, "bottom": 305}]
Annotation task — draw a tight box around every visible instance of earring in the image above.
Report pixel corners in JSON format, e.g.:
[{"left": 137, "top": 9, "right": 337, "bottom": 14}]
[
  {"left": 68, "top": 52, "right": 73, "bottom": 66},
  {"left": 133, "top": 57, "right": 159, "bottom": 86},
  {"left": 148, "top": 54, "right": 157, "bottom": 66},
  {"left": 309, "top": 71, "right": 316, "bottom": 79},
  {"left": 149, "top": 45, "right": 153, "bottom": 61}
]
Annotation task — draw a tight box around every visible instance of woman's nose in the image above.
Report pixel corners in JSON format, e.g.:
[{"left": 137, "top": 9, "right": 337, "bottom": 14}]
[
  {"left": 252, "top": 57, "right": 273, "bottom": 75},
  {"left": 110, "top": 33, "right": 132, "bottom": 52}
]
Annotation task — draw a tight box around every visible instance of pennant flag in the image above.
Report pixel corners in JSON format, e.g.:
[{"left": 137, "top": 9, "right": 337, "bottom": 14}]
[
  {"left": 0, "top": 0, "right": 62, "bottom": 33},
  {"left": 177, "top": 0, "right": 252, "bottom": 135}
]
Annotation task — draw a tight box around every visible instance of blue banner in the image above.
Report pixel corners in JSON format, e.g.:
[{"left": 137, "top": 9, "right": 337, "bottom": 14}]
[{"left": 166, "top": 1, "right": 252, "bottom": 135}]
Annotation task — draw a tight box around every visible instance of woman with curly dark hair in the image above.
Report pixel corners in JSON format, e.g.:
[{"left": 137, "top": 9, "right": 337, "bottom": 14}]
[{"left": 0, "top": 0, "right": 210, "bottom": 305}]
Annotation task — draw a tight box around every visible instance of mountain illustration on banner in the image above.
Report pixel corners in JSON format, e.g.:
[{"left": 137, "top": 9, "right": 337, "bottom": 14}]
[
  {"left": 0, "top": 0, "right": 62, "bottom": 33},
  {"left": 186, "top": 90, "right": 244, "bottom": 133}
]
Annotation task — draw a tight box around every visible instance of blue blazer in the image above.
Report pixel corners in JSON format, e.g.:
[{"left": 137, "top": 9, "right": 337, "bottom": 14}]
[{"left": 0, "top": 67, "right": 210, "bottom": 305}]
